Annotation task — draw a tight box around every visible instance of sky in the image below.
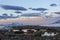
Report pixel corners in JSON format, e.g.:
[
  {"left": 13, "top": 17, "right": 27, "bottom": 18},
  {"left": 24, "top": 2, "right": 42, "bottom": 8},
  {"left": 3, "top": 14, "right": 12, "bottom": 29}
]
[{"left": 0, "top": 0, "right": 60, "bottom": 26}]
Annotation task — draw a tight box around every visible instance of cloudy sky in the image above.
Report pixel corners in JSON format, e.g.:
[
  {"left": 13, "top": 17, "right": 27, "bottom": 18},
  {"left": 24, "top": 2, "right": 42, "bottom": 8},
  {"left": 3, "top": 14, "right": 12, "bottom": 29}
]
[{"left": 0, "top": 0, "right": 60, "bottom": 26}]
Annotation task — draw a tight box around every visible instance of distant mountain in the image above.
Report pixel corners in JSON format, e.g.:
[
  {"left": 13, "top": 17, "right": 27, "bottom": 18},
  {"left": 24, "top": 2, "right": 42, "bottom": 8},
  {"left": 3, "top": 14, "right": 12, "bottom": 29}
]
[
  {"left": 7, "top": 22, "right": 23, "bottom": 26},
  {"left": 41, "top": 24, "right": 60, "bottom": 27},
  {"left": 0, "top": 22, "right": 23, "bottom": 26},
  {"left": 0, "top": 22, "right": 24, "bottom": 31}
]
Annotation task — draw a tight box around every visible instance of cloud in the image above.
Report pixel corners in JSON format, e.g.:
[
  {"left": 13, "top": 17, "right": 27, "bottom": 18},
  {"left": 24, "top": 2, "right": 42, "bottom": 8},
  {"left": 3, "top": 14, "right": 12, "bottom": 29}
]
[
  {"left": 55, "top": 12, "right": 60, "bottom": 14},
  {"left": 15, "top": 17, "right": 57, "bottom": 25},
  {"left": 52, "top": 20, "right": 60, "bottom": 24},
  {"left": 29, "top": 8, "right": 48, "bottom": 11},
  {"left": 0, "top": 16, "right": 58, "bottom": 26},
  {"left": 15, "top": 11, "right": 22, "bottom": 14},
  {"left": 50, "top": 4, "right": 57, "bottom": 7},
  {"left": 50, "top": 13, "right": 60, "bottom": 17},
  {"left": 0, "top": 5, "right": 27, "bottom": 11},
  {"left": 0, "top": 13, "right": 19, "bottom": 19},
  {"left": 21, "top": 13, "right": 40, "bottom": 17}
]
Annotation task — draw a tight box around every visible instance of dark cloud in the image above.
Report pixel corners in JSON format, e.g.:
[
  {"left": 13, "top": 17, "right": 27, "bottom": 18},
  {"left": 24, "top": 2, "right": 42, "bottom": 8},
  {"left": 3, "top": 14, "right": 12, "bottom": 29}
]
[
  {"left": 52, "top": 20, "right": 60, "bottom": 24},
  {"left": 55, "top": 12, "right": 60, "bottom": 14},
  {"left": 0, "top": 13, "right": 19, "bottom": 19},
  {"left": 21, "top": 13, "right": 40, "bottom": 17},
  {"left": 0, "top": 5, "right": 27, "bottom": 11},
  {"left": 29, "top": 8, "right": 48, "bottom": 11},
  {"left": 50, "top": 4, "right": 57, "bottom": 7},
  {"left": 15, "top": 11, "right": 22, "bottom": 14}
]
